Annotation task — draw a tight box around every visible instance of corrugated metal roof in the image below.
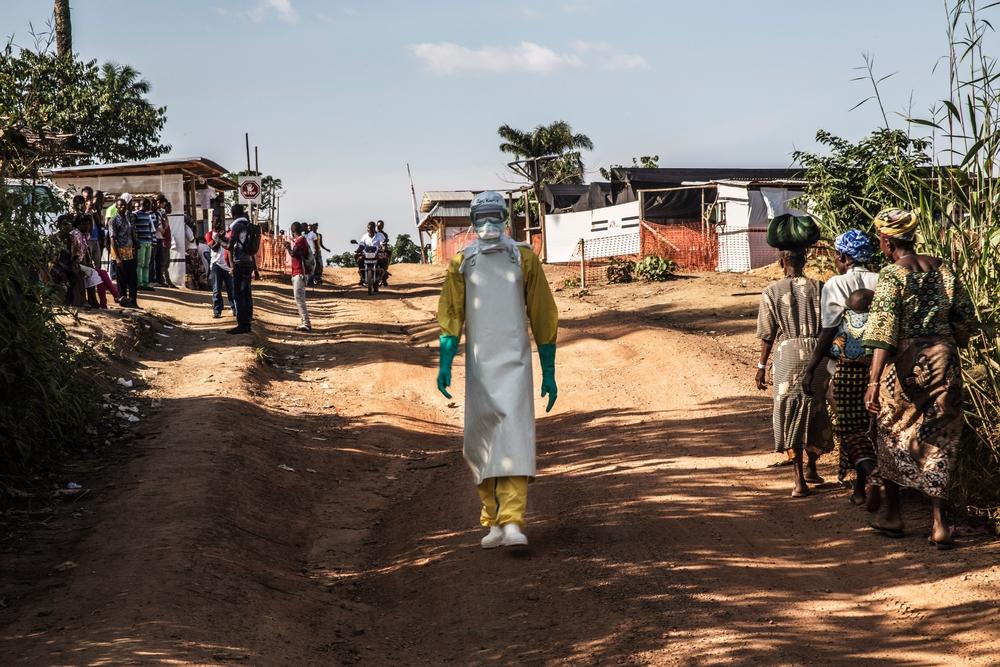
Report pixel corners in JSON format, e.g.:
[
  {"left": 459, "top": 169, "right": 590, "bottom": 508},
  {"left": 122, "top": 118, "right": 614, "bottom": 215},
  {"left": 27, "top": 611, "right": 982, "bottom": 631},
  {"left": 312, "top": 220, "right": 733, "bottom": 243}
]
[
  {"left": 419, "top": 204, "right": 472, "bottom": 231},
  {"left": 711, "top": 178, "right": 807, "bottom": 188},
  {"left": 419, "top": 188, "right": 525, "bottom": 213},
  {"left": 43, "top": 156, "right": 237, "bottom": 190}
]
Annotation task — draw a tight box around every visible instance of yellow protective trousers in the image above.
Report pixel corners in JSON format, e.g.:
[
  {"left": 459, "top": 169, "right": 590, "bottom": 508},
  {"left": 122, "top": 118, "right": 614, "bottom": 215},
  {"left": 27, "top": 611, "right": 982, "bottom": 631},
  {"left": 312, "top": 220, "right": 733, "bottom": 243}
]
[{"left": 477, "top": 476, "right": 528, "bottom": 528}]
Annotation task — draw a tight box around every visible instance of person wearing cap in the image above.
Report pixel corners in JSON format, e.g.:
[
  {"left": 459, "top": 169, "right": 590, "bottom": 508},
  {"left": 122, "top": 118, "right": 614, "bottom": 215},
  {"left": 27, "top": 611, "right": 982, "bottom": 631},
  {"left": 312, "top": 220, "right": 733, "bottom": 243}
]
[
  {"left": 436, "top": 191, "right": 558, "bottom": 550},
  {"left": 109, "top": 193, "right": 139, "bottom": 308},
  {"left": 801, "top": 229, "right": 880, "bottom": 507},
  {"left": 863, "top": 209, "right": 976, "bottom": 549}
]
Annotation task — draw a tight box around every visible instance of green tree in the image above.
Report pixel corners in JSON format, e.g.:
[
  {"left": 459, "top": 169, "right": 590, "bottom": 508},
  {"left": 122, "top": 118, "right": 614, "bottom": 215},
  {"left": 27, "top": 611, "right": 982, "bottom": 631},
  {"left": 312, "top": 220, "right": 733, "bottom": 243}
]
[
  {"left": 599, "top": 154, "right": 659, "bottom": 180},
  {"left": 497, "top": 120, "right": 593, "bottom": 226},
  {"left": 791, "top": 129, "right": 930, "bottom": 240},
  {"left": 391, "top": 233, "right": 422, "bottom": 263},
  {"left": 0, "top": 42, "right": 169, "bottom": 175},
  {"left": 327, "top": 251, "right": 357, "bottom": 268}
]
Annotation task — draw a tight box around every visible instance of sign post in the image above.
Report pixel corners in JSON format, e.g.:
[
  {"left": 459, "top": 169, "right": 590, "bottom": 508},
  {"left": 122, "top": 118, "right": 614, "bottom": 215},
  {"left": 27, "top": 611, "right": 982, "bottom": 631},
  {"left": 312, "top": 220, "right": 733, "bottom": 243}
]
[{"left": 238, "top": 176, "right": 262, "bottom": 205}]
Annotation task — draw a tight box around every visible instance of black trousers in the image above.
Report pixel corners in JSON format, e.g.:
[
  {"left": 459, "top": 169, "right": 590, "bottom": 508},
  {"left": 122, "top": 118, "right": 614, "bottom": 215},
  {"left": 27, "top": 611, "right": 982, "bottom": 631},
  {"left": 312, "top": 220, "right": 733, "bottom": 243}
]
[
  {"left": 117, "top": 258, "right": 138, "bottom": 303},
  {"left": 233, "top": 264, "right": 253, "bottom": 328}
]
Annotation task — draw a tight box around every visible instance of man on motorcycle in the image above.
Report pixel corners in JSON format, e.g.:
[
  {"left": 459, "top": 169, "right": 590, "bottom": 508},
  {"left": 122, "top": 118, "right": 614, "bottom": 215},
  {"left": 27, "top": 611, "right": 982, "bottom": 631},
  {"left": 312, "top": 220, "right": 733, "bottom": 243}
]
[
  {"left": 356, "top": 221, "right": 387, "bottom": 285},
  {"left": 436, "top": 191, "right": 558, "bottom": 550}
]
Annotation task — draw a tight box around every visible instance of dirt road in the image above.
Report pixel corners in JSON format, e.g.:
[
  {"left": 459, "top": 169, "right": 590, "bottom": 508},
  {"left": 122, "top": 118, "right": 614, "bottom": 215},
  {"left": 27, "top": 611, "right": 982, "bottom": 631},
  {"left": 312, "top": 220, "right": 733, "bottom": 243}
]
[{"left": 2, "top": 265, "right": 998, "bottom": 665}]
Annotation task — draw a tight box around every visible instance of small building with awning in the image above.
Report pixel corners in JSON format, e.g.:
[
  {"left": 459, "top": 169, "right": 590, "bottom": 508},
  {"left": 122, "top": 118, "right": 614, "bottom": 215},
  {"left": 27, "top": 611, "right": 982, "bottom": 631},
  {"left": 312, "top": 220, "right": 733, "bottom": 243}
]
[
  {"left": 43, "top": 157, "right": 238, "bottom": 287},
  {"left": 43, "top": 156, "right": 237, "bottom": 222},
  {"left": 418, "top": 189, "right": 526, "bottom": 264}
]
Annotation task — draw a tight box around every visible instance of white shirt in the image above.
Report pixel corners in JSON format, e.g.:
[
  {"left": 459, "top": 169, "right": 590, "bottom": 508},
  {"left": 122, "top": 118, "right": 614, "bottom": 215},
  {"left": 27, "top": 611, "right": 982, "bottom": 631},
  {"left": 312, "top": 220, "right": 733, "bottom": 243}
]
[
  {"left": 209, "top": 231, "right": 230, "bottom": 270},
  {"left": 820, "top": 265, "right": 879, "bottom": 328},
  {"left": 305, "top": 230, "right": 318, "bottom": 248},
  {"left": 359, "top": 232, "right": 386, "bottom": 247}
]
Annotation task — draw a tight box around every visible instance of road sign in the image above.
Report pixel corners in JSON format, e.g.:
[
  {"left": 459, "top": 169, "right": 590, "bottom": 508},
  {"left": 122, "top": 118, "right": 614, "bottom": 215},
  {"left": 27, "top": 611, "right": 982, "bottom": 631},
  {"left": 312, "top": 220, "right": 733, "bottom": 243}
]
[{"left": 238, "top": 176, "right": 262, "bottom": 204}]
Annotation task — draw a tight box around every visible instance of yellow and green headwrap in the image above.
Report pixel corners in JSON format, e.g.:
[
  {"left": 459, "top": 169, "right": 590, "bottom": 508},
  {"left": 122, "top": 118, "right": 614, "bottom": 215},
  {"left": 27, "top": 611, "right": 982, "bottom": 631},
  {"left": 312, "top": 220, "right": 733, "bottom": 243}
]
[{"left": 873, "top": 208, "right": 919, "bottom": 240}]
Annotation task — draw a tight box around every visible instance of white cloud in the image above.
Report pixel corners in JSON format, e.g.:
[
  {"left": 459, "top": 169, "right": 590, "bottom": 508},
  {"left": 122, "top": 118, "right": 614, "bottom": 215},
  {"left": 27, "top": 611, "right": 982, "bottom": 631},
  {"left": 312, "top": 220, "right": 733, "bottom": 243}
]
[
  {"left": 520, "top": 7, "right": 541, "bottom": 19},
  {"left": 571, "top": 41, "right": 649, "bottom": 70},
  {"left": 410, "top": 40, "right": 647, "bottom": 76},
  {"left": 561, "top": 2, "right": 595, "bottom": 14},
  {"left": 248, "top": 0, "right": 299, "bottom": 24},
  {"left": 410, "top": 41, "right": 583, "bottom": 75}
]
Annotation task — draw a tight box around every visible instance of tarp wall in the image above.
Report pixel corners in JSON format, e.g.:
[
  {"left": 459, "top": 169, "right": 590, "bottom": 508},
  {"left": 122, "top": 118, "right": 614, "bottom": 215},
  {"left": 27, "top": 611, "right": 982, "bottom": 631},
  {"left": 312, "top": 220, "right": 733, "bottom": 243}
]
[
  {"left": 167, "top": 213, "right": 187, "bottom": 286},
  {"left": 715, "top": 184, "right": 804, "bottom": 271},
  {"left": 544, "top": 201, "right": 640, "bottom": 263}
]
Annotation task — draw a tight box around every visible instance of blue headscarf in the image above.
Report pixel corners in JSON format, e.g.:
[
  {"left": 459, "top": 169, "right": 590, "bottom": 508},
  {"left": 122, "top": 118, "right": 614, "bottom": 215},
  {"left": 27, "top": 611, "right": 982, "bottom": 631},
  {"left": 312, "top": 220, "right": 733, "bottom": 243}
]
[{"left": 834, "top": 229, "right": 874, "bottom": 264}]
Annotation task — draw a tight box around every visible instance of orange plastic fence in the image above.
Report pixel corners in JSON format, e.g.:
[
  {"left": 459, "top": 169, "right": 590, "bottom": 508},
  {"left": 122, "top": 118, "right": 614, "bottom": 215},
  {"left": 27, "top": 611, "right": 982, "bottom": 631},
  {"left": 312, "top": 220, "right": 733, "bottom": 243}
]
[
  {"left": 640, "top": 220, "right": 718, "bottom": 271},
  {"left": 435, "top": 230, "right": 479, "bottom": 265},
  {"left": 256, "top": 235, "right": 291, "bottom": 274}
]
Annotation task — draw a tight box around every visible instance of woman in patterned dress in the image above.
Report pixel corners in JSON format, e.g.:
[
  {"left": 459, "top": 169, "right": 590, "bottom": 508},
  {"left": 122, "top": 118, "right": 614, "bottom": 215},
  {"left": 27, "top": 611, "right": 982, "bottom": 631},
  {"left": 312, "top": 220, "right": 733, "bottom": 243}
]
[
  {"left": 863, "top": 209, "right": 975, "bottom": 549},
  {"left": 756, "top": 248, "right": 833, "bottom": 497}
]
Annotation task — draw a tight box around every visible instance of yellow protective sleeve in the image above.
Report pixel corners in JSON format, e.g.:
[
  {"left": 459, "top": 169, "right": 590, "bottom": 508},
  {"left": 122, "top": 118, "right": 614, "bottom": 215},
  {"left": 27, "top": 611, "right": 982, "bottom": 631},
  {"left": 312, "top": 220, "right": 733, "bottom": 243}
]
[
  {"left": 437, "top": 251, "right": 466, "bottom": 338},
  {"left": 520, "top": 246, "right": 558, "bottom": 345}
]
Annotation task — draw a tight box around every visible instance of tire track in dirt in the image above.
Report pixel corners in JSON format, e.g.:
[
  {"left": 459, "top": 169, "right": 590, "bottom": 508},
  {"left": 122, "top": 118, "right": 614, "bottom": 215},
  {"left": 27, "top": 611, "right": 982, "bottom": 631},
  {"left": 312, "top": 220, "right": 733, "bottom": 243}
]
[{"left": 1, "top": 267, "right": 997, "bottom": 665}]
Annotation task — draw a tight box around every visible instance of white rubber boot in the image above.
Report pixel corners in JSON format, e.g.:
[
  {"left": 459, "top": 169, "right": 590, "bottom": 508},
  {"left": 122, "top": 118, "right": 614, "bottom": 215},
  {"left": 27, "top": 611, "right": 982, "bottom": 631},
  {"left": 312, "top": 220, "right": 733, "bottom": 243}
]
[
  {"left": 501, "top": 523, "right": 528, "bottom": 547},
  {"left": 480, "top": 526, "right": 504, "bottom": 549}
]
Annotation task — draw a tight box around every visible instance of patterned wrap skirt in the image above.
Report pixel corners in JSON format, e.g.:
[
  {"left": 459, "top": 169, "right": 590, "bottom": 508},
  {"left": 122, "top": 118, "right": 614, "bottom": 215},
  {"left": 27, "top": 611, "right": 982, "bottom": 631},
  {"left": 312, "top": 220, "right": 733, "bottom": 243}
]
[
  {"left": 874, "top": 336, "right": 964, "bottom": 499},
  {"left": 771, "top": 337, "right": 833, "bottom": 455},
  {"left": 831, "top": 361, "right": 877, "bottom": 481}
]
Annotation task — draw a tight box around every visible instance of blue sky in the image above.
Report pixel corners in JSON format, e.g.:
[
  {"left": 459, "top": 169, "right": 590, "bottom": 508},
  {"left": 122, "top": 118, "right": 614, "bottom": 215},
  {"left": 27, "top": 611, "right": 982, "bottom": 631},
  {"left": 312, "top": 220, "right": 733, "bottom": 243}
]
[{"left": 4, "top": 0, "right": 961, "bottom": 246}]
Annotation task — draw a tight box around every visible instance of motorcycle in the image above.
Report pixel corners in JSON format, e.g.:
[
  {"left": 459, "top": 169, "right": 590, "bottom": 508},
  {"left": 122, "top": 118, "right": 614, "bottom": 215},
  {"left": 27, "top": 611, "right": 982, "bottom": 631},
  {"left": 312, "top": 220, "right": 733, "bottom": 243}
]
[{"left": 351, "top": 240, "right": 387, "bottom": 295}]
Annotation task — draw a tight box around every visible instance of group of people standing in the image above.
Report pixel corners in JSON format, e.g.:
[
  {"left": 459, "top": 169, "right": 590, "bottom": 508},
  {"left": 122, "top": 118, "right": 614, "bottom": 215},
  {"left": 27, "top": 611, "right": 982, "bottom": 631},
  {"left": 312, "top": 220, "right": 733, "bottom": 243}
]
[
  {"left": 56, "top": 188, "right": 174, "bottom": 310},
  {"left": 756, "top": 209, "right": 975, "bottom": 549}
]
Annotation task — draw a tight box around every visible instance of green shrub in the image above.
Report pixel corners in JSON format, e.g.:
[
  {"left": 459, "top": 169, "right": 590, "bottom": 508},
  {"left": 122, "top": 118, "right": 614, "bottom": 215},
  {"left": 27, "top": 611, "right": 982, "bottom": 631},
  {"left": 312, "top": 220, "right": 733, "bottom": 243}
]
[
  {"left": 0, "top": 190, "right": 93, "bottom": 471},
  {"left": 634, "top": 255, "right": 677, "bottom": 282}
]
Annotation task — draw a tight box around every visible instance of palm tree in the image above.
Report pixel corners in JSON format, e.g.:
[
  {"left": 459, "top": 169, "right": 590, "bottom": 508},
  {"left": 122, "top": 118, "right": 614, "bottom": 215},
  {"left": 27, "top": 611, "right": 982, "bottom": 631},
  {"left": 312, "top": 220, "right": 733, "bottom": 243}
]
[
  {"left": 498, "top": 120, "right": 593, "bottom": 185},
  {"left": 497, "top": 121, "right": 593, "bottom": 241},
  {"left": 54, "top": 0, "right": 72, "bottom": 57}
]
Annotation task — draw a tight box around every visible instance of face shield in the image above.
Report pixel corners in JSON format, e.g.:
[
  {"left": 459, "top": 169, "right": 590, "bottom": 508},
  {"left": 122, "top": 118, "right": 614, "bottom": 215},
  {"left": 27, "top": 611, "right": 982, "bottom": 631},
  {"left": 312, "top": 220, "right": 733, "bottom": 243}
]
[{"left": 472, "top": 210, "right": 506, "bottom": 241}]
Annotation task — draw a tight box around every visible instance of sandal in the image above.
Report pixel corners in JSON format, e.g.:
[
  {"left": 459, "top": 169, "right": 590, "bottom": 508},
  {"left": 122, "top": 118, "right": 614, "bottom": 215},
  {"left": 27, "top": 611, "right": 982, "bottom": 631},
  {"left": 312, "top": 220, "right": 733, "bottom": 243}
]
[
  {"left": 869, "top": 521, "right": 904, "bottom": 538},
  {"left": 927, "top": 535, "right": 956, "bottom": 551}
]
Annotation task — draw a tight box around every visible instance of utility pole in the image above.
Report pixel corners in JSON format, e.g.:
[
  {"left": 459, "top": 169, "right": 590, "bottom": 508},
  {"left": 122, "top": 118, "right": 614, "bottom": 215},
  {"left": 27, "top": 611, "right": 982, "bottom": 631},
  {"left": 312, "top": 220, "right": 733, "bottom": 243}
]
[{"left": 407, "top": 163, "right": 427, "bottom": 264}]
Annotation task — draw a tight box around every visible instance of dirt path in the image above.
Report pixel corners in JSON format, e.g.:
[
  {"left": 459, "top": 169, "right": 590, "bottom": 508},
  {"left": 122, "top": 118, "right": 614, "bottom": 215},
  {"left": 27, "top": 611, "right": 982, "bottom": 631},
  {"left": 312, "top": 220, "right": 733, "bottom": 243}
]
[{"left": 1, "top": 266, "right": 998, "bottom": 665}]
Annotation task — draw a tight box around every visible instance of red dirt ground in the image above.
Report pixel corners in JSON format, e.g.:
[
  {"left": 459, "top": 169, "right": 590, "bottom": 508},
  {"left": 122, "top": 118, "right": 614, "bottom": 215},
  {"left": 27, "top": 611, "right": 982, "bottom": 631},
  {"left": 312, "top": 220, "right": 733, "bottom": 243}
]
[{"left": 1, "top": 265, "right": 998, "bottom": 666}]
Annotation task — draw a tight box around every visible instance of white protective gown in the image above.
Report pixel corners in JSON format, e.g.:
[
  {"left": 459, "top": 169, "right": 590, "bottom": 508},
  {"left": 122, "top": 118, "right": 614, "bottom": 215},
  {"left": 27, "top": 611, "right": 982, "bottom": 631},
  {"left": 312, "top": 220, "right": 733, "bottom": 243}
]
[{"left": 460, "top": 238, "right": 536, "bottom": 483}]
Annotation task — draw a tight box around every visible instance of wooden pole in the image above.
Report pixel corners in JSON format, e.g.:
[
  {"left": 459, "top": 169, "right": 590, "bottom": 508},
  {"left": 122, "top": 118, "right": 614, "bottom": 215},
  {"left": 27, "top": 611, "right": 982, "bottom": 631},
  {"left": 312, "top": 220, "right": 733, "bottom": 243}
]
[
  {"left": 507, "top": 191, "right": 515, "bottom": 240},
  {"left": 579, "top": 238, "right": 586, "bottom": 288},
  {"left": 244, "top": 133, "right": 252, "bottom": 223},
  {"left": 254, "top": 146, "right": 260, "bottom": 227},
  {"left": 534, "top": 159, "right": 548, "bottom": 262}
]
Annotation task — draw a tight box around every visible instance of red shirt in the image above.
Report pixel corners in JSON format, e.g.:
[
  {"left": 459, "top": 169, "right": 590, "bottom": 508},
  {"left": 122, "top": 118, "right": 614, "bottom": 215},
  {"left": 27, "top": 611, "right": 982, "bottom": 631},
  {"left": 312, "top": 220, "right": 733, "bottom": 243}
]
[{"left": 290, "top": 235, "right": 309, "bottom": 276}]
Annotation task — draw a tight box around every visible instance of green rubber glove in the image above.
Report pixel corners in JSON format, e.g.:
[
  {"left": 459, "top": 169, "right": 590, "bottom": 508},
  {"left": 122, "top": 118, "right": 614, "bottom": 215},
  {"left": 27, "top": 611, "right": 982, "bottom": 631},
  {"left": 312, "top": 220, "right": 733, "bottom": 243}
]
[
  {"left": 538, "top": 343, "right": 557, "bottom": 412},
  {"left": 437, "top": 335, "right": 459, "bottom": 399}
]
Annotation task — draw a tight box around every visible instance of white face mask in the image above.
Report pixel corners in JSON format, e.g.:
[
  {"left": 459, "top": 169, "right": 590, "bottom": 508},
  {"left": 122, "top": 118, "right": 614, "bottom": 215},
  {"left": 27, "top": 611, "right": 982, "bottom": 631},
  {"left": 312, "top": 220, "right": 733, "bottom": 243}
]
[{"left": 474, "top": 219, "right": 504, "bottom": 241}]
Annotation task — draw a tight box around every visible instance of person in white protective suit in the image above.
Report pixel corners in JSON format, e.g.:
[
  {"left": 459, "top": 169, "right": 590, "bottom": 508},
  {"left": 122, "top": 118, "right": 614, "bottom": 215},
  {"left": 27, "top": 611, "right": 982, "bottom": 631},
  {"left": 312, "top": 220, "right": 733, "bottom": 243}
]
[{"left": 436, "top": 191, "right": 558, "bottom": 549}]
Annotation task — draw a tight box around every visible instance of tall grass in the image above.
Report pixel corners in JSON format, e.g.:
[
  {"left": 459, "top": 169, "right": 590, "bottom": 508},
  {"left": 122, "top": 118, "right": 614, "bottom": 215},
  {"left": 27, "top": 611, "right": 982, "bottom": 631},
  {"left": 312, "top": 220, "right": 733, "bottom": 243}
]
[
  {"left": 887, "top": 0, "right": 1000, "bottom": 520},
  {"left": 798, "top": 0, "right": 1000, "bottom": 521}
]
